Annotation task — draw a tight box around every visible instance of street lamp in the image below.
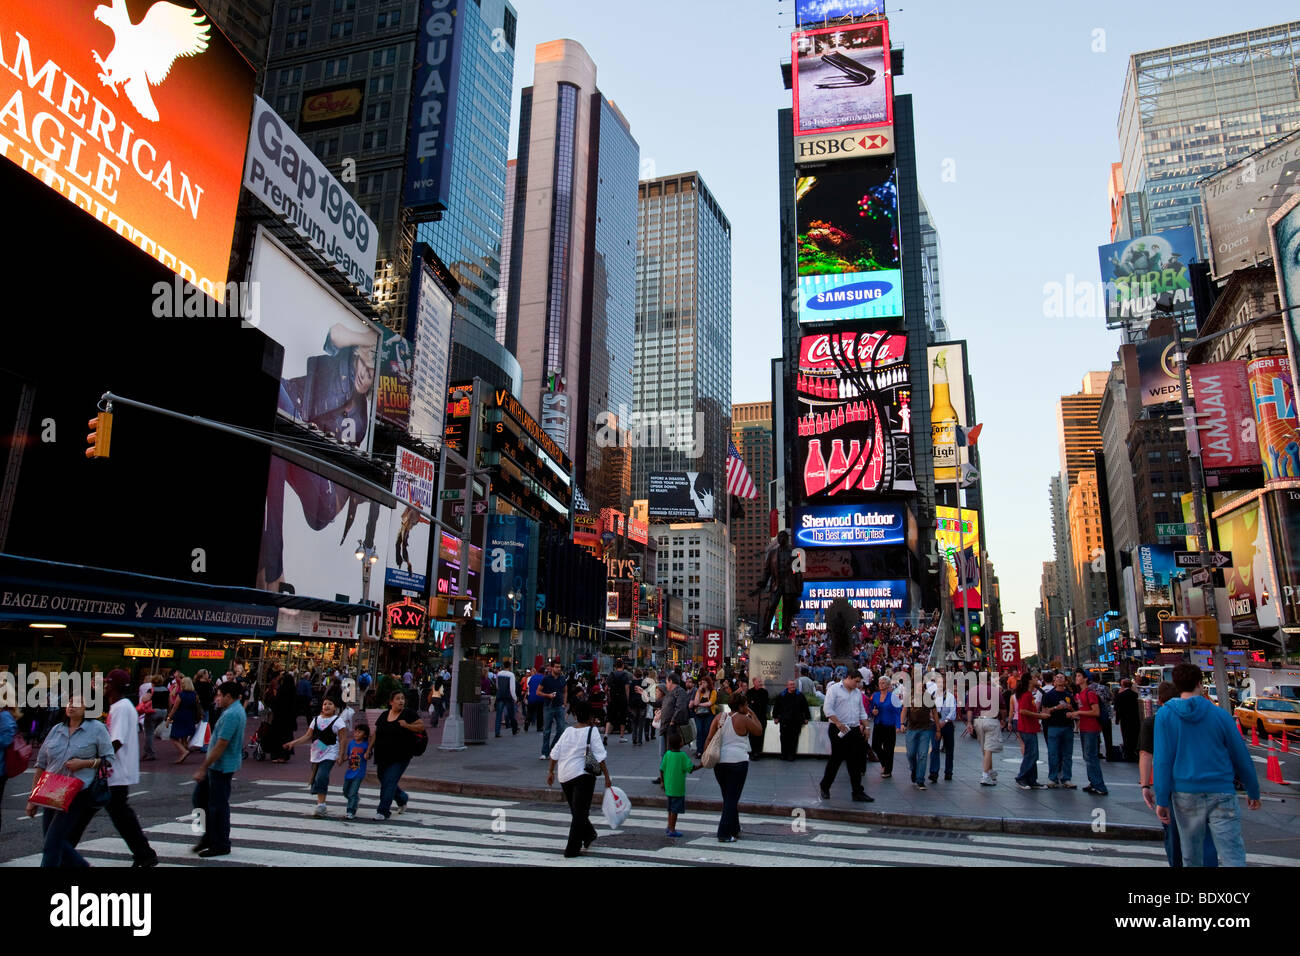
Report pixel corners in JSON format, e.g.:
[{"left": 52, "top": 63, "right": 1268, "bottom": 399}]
[{"left": 354, "top": 540, "right": 379, "bottom": 678}]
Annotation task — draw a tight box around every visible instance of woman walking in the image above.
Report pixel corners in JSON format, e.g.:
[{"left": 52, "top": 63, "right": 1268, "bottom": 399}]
[
  {"left": 691, "top": 674, "right": 717, "bottom": 759},
  {"left": 703, "top": 691, "right": 762, "bottom": 843},
  {"left": 26, "top": 697, "right": 113, "bottom": 867},
  {"left": 869, "top": 676, "right": 901, "bottom": 778},
  {"left": 546, "top": 700, "right": 612, "bottom": 858},
  {"left": 368, "top": 690, "right": 425, "bottom": 820},
  {"left": 167, "top": 677, "right": 200, "bottom": 764}
]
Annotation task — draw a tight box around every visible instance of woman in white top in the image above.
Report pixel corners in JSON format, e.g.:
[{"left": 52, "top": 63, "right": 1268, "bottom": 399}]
[
  {"left": 284, "top": 697, "right": 346, "bottom": 816},
  {"left": 546, "top": 699, "right": 612, "bottom": 858},
  {"left": 703, "top": 691, "right": 763, "bottom": 843}
]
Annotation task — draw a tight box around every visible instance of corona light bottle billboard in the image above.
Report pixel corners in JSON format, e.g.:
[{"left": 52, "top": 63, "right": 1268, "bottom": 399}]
[{"left": 931, "top": 350, "right": 959, "bottom": 481}]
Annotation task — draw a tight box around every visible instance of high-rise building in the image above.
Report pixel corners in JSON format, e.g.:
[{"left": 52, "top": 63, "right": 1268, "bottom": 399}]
[
  {"left": 1116, "top": 21, "right": 1300, "bottom": 237},
  {"left": 730, "top": 402, "right": 773, "bottom": 626},
  {"left": 264, "top": 0, "right": 518, "bottom": 333},
  {"left": 1038, "top": 561, "right": 1068, "bottom": 666},
  {"left": 652, "top": 522, "right": 731, "bottom": 650},
  {"left": 918, "top": 189, "right": 949, "bottom": 340},
  {"left": 1049, "top": 472, "right": 1073, "bottom": 662},
  {"left": 205, "top": 0, "right": 272, "bottom": 72},
  {"left": 633, "top": 172, "right": 733, "bottom": 510},
  {"left": 1057, "top": 372, "right": 1108, "bottom": 487},
  {"left": 1068, "top": 470, "right": 1110, "bottom": 663},
  {"left": 501, "top": 40, "right": 640, "bottom": 499}
]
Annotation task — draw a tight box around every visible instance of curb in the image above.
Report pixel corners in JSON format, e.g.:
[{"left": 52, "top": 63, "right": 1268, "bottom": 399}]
[{"left": 386, "top": 775, "right": 1165, "bottom": 841}]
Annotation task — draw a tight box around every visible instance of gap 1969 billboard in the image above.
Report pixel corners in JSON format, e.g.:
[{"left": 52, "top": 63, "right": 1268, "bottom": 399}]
[
  {"left": 795, "top": 160, "right": 901, "bottom": 322},
  {"left": 796, "top": 331, "right": 915, "bottom": 499}
]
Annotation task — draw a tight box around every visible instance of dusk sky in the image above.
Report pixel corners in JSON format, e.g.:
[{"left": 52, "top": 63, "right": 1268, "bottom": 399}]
[{"left": 505, "top": 0, "right": 1300, "bottom": 652}]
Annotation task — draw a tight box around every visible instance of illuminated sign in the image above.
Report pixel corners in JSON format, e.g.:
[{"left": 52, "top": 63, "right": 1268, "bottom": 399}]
[
  {"left": 188, "top": 649, "right": 225, "bottom": 660},
  {"left": 792, "top": 21, "right": 893, "bottom": 137},
  {"left": 299, "top": 84, "right": 364, "bottom": 130},
  {"left": 123, "top": 648, "right": 174, "bottom": 659},
  {"left": 386, "top": 599, "right": 426, "bottom": 642},
  {"left": 793, "top": 504, "right": 904, "bottom": 547},
  {"left": 703, "top": 629, "right": 723, "bottom": 670},
  {"left": 794, "top": 128, "right": 893, "bottom": 163},
  {"left": 797, "top": 580, "right": 908, "bottom": 622},
  {"left": 0, "top": 0, "right": 255, "bottom": 301},
  {"left": 405, "top": 0, "right": 464, "bottom": 218},
  {"left": 795, "top": 0, "right": 885, "bottom": 26},
  {"left": 1247, "top": 355, "right": 1300, "bottom": 484}
]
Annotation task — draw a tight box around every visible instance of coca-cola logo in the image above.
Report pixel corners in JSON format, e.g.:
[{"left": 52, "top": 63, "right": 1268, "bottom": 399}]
[{"left": 800, "top": 332, "right": 905, "bottom": 371}]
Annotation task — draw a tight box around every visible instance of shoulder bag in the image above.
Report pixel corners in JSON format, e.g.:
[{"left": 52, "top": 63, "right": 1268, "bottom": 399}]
[
  {"left": 87, "top": 761, "right": 111, "bottom": 808},
  {"left": 701, "top": 714, "right": 729, "bottom": 769},
  {"left": 583, "top": 726, "right": 601, "bottom": 776}
]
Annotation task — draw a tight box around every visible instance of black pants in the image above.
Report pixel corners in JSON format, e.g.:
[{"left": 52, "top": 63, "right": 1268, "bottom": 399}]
[
  {"left": 630, "top": 705, "right": 647, "bottom": 743},
  {"left": 1101, "top": 719, "right": 1120, "bottom": 761},
  {"left": 779, "top": 723, "right": 802, "bottom": 760},
  {"left": 68, "top": 785, "right": 154, "bottom": 864},
  {"left": 560, "top": 773, "right": 597, "bottom": 856},
  {"left": 820, "top": 726, "right": 867, "bottom": 795},
  {"left": 193, "top": 769, "right": 234, "bottom": 852},
  {"left": 525, "top": 700, "right": 543, "bottom": 731},
  {"left": 750, "top": 720, "right": 766, "bottom": 759},
  {"left": 1120, "top": 719, "right": 1141, "bottom": 761},
  {"left": 714, "top": 761, "right": 748, "bottom": 839},
  {"left": 872, "top": 724, "right": 897, "bottom": 774}
]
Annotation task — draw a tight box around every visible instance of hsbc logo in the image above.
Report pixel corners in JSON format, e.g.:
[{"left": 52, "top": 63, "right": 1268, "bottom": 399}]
[{"left": 794, "top": 128, "right": 894, "bottom": 163}]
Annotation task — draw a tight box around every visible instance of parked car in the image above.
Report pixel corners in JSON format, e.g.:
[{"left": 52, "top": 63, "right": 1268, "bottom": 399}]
[{"left": 1234, "top": 697, "right": 1300, "bottom": 739}]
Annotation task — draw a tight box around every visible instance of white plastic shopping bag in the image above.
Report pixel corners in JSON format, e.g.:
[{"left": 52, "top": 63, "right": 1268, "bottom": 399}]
[{"left": 601, "top": 785, "right": 631, "bottom": 829}]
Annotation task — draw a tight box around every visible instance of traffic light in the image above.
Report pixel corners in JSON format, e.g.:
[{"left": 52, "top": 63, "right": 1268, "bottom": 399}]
[
  {"left": 85, "top": 411, "right": 112, "bottom": 459},
  {"left": 1159, "top": 616, "right": 1220, "bottom": 648}
]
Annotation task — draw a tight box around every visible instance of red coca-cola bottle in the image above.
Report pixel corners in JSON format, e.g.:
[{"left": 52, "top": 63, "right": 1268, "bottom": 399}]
[
  {"left": 805, "top": 439, "right": 827, "bottom": 496},
  {"left": 845, "top": 439, "right": 864, "bottom": 488},
  {"left": 859, "top": 404, "right": 886, "bottom": 491},
  {"left": 826, "top": 439, "right": 848, "bottom": 495}
]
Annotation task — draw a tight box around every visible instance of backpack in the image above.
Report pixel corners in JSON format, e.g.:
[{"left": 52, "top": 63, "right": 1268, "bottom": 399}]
[
  {"left": 408, "top": 718, "right": 429, "bottom": 757},
  {"left": 311, "top": 714, "right": 341, "bottom": 748}
]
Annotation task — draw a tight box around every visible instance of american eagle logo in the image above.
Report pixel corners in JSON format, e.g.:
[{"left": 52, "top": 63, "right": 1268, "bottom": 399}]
[{"left": 91, "top": 0, "right": 211, "bottom": 123}]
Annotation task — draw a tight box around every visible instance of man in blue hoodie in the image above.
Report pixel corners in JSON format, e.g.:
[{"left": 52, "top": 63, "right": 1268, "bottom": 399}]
[{"left": 1154, "top": 664, "right": 1260, "bottom": 867}]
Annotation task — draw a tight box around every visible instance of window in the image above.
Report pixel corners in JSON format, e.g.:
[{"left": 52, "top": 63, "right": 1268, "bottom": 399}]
[
  {"left": 318, "top": 137, "right": 340, "bottom": 158},
  {"left": 332, "top": 0, "right": 355, "bottom": 10},
  {"left": 372, "top": 48, "right": 396, "bottom": 68},
  {"left": 376, "top": 9, "right": 401, "bottom": 28},
  {"left": 275, "top": 92, "right": 297, "bottom": 115},
  {"left": 362, "top": 130, "right": 387, "bottom": 149},
  {"left": 287, "top": 3, "right": 311, "bottom": 23},
  {"left": 285, "top": 29, "right": 307, "bottom": 49},
  {"left": 323, "top": 56, "right": 348, "bottom": 78},
  {"left": 279, "top": 66, "right": 302, "bottom": 86},
  {"left": 369, "top": 74, "right": 394, "bottom": 95},
  {"left": 365, "top": 102, "right": 391, "bottom": 123},
  {"left": 330, "top": 19, "right": 354, "bottom": 39}
]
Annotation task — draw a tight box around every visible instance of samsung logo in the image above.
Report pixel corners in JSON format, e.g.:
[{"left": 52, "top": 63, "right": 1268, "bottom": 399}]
[{"left": 806, "top": 281, "right": 894, "bottom": 310}]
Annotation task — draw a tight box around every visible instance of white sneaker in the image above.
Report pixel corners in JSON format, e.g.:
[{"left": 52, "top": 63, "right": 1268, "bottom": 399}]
[
  {"left": 395, "top": 804, "right": 407, "bottom": 816},
  {"left": 314, "top": 803, "right": 327, "bottom": 816},
  {"left": 539, "top": 754, "right": 548, "bottom": 760},
  {"left": 346, "top": 812, "right": 355, "bottom": 820},
  {"left": 372, "top": 812, "right": 387, "bottom": 820},
  {"left": 980, "top": 775, "right": 995, "bottom": 787},
  {"left": 620, "top": 737, "right": 627, "bottom": 742}
]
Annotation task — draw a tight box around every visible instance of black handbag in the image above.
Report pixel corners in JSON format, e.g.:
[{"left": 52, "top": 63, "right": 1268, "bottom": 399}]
[
  {"left": 87, "top": 762, "right": 111, "bottom": 807},
  {"left": 582, "top": 726, "right": 600, "bottom": 776}
]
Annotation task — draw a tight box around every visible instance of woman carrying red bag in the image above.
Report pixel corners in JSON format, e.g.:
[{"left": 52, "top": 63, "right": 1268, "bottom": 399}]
[{"left": 26, "top": 696, "right": 114, "bottom": 867}]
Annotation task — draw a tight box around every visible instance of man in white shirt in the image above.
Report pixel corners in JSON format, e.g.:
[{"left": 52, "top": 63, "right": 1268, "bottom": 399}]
[
  {"left": 68, "top": 670, "right": 156, "bottom": 867},
  {"left": 494, "top": 659, "right": 519, "bottom": 737},
  {"left": 818, "top": 672, "right": 873, "bottom": 803}
]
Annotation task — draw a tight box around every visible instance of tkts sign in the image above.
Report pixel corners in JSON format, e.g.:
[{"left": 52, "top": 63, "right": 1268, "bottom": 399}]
[
  {"left": 0, "top": 0, "right": 256, "bottom": 300},
  {"left": 702, "top": 628, "right": 723, "bottom": 671},
  {"left": 995, "top": 631, "right": 1021, "bottom": 672}
]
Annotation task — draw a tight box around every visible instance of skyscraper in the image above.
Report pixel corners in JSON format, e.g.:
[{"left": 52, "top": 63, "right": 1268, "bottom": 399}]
[
  {"left": 501, "top": 40, "right": 640, "bottom": 498},
  {"left": 633, "top": 172, "right": 733, "bottom": 512},
  {"left": 731, "top": 402, "right": 773, "bottom": 627},
  {"left": 1068, "top": 470, "right": 1110, "bottom": 663},
  {"left": 1057, "top": 372, "right": 1108, "bottom": 487},
  {"left": 918, "top": 189, "right": 949, "bottom": 340},
  {"left": 1116, "top": 21, "right": 1300, "bottom": 237}
]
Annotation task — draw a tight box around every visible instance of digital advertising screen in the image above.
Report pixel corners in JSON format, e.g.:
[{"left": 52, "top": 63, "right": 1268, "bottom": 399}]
[
  {"left": 1246, "top": 355, "right": 1300, "bottom": 484},
  {"left": 1097, "top": 227, "right": 1197, "bottom": 326},
  {"left": 793, "top": 21, "right": 893, "bottom": 137},
  {"left": 796, "top": 579, "right": 909, "bottom": 624},
  {"left": 1189, "top": 362, "right": 1263, "bottom": 488},
  {"left": 792, "top": 504, "right": 905, "bottom": 548},
  {"left": 648, "top": 472, "right": 716, "bottom": 520},
  {"left": 1138, "top": 544, "right": 1176, "bottom": 608},
  {"left": 1136, "top": 336, "right": 1183, "bottom": 407},
  {"left": 795, "top": 0, "right": 885, "bottom": 28},
  {"left": 795, "top": 161, "right": 901, "bottom": 322},
  {"left": 1270, "top": 194, "right": 1300, "bottom": 360},
  {"left": 935, "top": 506, "right": 980, "bottom": 606},
  {"left": 796, "top": 331, "right": 915, "bottom": 499}
]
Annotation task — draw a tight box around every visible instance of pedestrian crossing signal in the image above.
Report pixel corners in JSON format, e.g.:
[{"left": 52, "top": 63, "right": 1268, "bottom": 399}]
[{"left": 85, "top": 411, "right": 112, "bottom": 459}]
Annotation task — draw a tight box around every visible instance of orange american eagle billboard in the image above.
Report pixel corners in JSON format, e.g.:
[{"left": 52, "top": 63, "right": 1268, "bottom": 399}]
[{"left": 0, "top": 0, "right": 255, "bottom": 301}]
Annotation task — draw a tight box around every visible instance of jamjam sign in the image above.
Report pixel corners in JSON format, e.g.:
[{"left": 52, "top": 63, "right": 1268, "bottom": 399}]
[{"left": 797, "top": 331, "right": 915, "bottom": 500}]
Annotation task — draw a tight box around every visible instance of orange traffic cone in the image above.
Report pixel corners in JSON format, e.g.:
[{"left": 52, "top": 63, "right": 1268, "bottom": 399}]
[
  {"left": 1283, "top": 733, "right": 1291, "bottom": 754},
  {"left": 1251, "top": 724, "right": 1259, "bottom": 747},
  {"left": 1238, "top": 719, "right": 1246, "bottom": 738},
  {"left": 1267, "top": 736, "right": 1286, "bottom": 785}
]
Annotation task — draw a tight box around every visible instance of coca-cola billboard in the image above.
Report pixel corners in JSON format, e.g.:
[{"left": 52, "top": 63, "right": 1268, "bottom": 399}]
[
  {"left": 795, "top": 331, "right": 914, "bottom": 500},
  {"left": 703, "top": 629, "right": 724, "bottom": 671}
]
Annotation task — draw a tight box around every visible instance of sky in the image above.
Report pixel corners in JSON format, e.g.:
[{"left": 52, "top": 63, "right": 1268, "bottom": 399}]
[{"left": 503, "top": 0, "right": 1300, "bottom": 653}]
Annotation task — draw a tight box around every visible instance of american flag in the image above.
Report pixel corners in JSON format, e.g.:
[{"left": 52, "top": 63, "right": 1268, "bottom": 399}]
[{"left": 726, "top": 439, "right": 758, "bottom": 499}]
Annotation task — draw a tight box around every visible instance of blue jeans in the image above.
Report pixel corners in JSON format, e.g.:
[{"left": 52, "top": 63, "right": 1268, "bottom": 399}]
[
  {"left": 1045, "top": 725, "right": 1073, "bottom": 783},
  {"left": 192, "top": 769, "right": 233, "bottom": 852},
  {"left": 542, "top": 705, "right": 567, "bottom": 755},
  {"left": 1079, "top": 731, "right": 1106, "bottom": 792},
  {"left": 905, "top": 728, "right": 932, "bottom": 784},
  {"left": 694, "top": 714, "right": 713, "bottom": 757},
  {"left": 714, "top": 761, "right": 748, "bottom": 839},
  {"left": 495, "top": 698, "right": 518, "bottom": 735},
  {"left": 40, "top": 791, "right": 96, "bottom": 868},
  {"left": 310, "top": 758, "right": 335, "bottom": 796},
  {"left": 342, "top": 776, "right": 362, "bottom": 815},
  {"left": 929, "top": 721, "right": 954, "bottom": 777},
  {"left": 1172, "top": 792, "right": 1245, "bottom": 867},
  {"left": 1164, "top": 806, "right": 1218, "bottom": 867},
  {"left": 376, "top": 760, "right": 410, "bottom": 818},
  {"left": 1016, "top": 731, "right": 1040, "bottom": 785}
]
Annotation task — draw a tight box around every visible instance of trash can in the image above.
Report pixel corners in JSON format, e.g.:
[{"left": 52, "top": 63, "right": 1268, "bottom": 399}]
[{"left": 463, "top": 699, "right": 490, "bottom": 745}]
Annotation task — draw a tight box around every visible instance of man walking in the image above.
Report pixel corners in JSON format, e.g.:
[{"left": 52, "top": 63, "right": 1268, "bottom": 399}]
[
  {"left": 773, "top": 679, "right": 811, "bottom": 761},
  {"left": 68, "top": 670, "right": 157, "bottom": 866},
  {"left": 524, "top": 665, "right": 545, "bottom": 733},
  {"left": 1114, "top": 678, "right": 1141, "bottom": 761},
  {"left": 653, "top": 672, "right": 692, "bottom": 784},
  {"left": 1154, "top": 664, "right": 1260, "bottom": 867},
  {"left": 606, "top": 659, "right": 632, "bottom": 743},
  {"left": 901, "top": 678, "right": 937, "bottom": 790},
  {"left": 494, "top": 659, "right": 519, "bottom": 738},
  {"left": 538, "top": 660, "right": 567, "bottom": 760},
  {"left": 819, "top": 672, "right": 873, "bottom": 802},
  {"left": 1071, "top": 670, "right": 1108, "bottom": 795},
  {"left": 968, "top": 674, "right": 1005, "bottom": 787},
  {"left": 191, "top": 681, "right": 247, "bottom": 859}
]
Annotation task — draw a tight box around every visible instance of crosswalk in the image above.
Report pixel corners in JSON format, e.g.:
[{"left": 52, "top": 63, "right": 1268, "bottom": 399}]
[{"left": 11, "top": 778, "right": 1292, "bottom": 867}]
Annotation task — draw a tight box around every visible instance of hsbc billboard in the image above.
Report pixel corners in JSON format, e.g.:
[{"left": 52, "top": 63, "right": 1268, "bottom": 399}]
[
  {"left": 702, "top": 628, "right": 723, "bottom": 671},
  {"left": 794, "top": 128, "right": 894, "bottom": 163}
]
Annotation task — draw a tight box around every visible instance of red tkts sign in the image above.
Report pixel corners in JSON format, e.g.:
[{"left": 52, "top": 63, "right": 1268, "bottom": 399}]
[
  {"left": 702, "top": 629, "right": 723, "bottom": 671},
  {"left": 995, "top": 631, "right": 1020, "bottom": 671}
]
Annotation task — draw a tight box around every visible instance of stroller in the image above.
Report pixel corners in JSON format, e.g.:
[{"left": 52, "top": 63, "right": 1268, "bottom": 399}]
[{"left": 249, "top": 719, "right": 271, "bottom": 761}]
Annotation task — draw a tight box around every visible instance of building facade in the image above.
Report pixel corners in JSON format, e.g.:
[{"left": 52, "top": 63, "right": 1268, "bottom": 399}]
[
  {"left": 1116, "top": 21, "right": 1300, "bottom": 238},
  {"left": 918, "top": 189, "right": 949, "bottom": 340},
  {"left": 730, "top": 402, "right": 773, "bottom": 628},
  {"left": 651, "top": 522, "right": 732, "bottom": 650},
  {"left": 1057, "top": 372, "right": 1109, "bottom": 487},
  {"left": 1068, "top": 470, "right": 1110, "bottom": 663}
]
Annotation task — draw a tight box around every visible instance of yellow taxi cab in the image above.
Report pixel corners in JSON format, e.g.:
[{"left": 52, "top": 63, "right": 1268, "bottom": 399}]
[{"left": 1234, "top": 696, "right": 1300, "bottom": 739}]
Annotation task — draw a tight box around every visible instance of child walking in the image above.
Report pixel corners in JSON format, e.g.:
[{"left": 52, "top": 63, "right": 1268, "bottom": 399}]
[
  {"left": 285, "top": 697, "right": 345, "bottom": 816},
  {"left": 659, "top": 730, "right": 695, "bottom": 838},
  {"left": 342, "top": 725, "right": 369, "bottom": 820}
]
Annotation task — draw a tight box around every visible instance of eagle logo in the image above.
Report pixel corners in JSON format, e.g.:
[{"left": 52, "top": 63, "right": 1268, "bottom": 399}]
[{"left": 91, "top": 0, "right": 211, "bottom": 123}]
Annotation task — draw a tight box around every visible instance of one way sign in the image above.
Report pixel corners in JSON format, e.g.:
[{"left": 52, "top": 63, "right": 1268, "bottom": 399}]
[{"left": 1174, "top": 551, "right": 1231, "bottom": 569}]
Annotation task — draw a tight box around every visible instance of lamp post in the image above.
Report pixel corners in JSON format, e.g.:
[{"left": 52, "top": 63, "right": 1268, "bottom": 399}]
[{"left": 354, "top": 540, "right": 379, "bottom": 688}]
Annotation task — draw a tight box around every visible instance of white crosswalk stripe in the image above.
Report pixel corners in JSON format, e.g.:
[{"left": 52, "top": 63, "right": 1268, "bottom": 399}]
[{"left": 1, "top": 787, "right": 1197, "bottom": 868}]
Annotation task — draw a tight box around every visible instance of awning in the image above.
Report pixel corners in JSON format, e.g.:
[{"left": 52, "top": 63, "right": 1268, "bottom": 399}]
[{"left": 0, "top": 553, "right": 375, "bottom": 638}]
